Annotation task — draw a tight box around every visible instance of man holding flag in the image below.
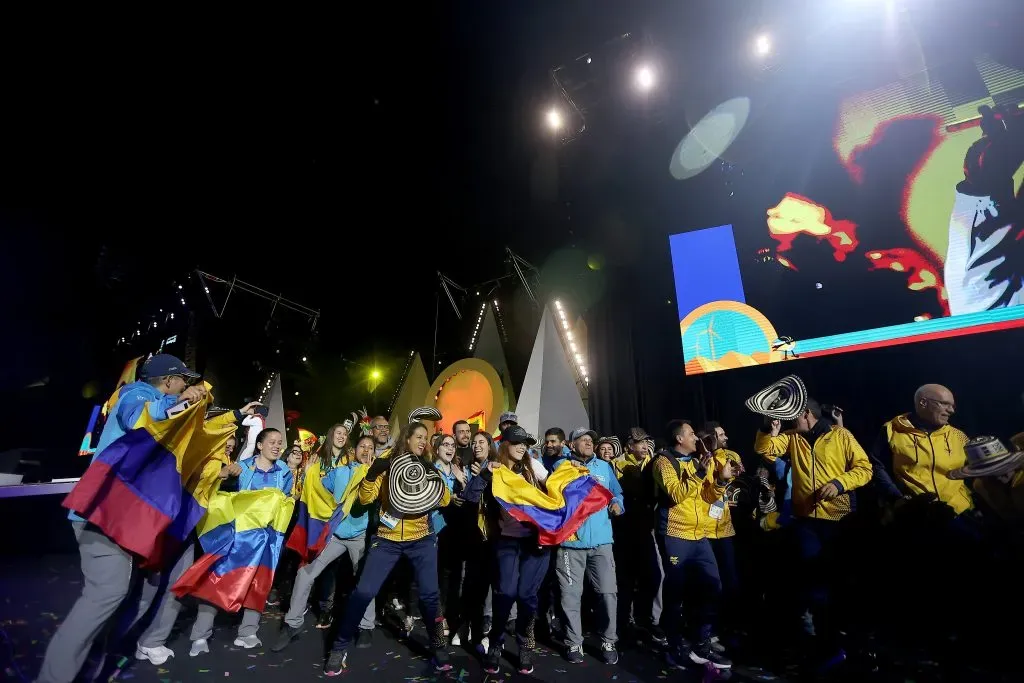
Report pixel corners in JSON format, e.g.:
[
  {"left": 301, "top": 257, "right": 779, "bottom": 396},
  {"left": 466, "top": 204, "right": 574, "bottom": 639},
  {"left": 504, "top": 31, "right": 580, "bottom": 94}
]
[
  {"left": 554, "top": 427, "right": 625, "bottom": 665},
  {"left": 38, "top": 355, "right": 256, "bottom": 683}
]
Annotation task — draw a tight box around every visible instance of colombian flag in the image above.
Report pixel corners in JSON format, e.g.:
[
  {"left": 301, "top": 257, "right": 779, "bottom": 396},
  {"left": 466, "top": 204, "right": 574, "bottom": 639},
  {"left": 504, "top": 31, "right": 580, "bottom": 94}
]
[
  {"left": 491, "top": 462, "right": 613, "bottom": 545},
  {"left": 63, "top": 389, "right": 235, "bottom": 569},
  {"left": 285, "top": 459, "right": 339, "bottom": 563},
  {"left": 172, "top": 489, "right": 295, "bottom": 612}
]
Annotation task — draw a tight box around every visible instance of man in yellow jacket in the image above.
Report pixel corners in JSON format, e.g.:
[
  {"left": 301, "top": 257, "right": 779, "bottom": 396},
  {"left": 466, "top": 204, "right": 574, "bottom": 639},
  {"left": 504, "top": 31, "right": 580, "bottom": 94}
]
[
  {"left": 754, "top": 397, "right": 871, "bottom": 660},
  {"left": 653, "top": 419, "right": 737, "bottom": 671},
  {"left": 869, "top": 384, "right": 973, "bottom": 514}
]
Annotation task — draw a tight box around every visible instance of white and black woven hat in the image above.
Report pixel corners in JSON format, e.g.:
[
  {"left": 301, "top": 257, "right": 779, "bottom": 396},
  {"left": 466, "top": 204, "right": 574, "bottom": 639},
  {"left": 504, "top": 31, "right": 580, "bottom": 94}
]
[
  {"left": 408, "top": 406, "right": 442, "bottom": 423},
  {"left": 949, "top": 436, "right": 1024, "bottom": 480},
  {"left": 387, "top": 452, "right": 446, "bottom": 516},
  {"left": 744, "top": 375, "right": 808, "bottom": 421}
]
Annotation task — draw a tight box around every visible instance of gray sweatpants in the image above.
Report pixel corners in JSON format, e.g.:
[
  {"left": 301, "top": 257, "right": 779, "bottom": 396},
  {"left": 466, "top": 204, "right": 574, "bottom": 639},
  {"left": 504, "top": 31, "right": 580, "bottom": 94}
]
[
  {"left": 191, "top": 604, "right": 262, "bottom": 640},
  {"left": 556, "top": 544, "right": 618, "bottom": 647},
  {"left": 36, "top": 523, "right": 195, "bottom": 683},
  {"left": 284, "top": 535, "right": 375, "bottom": 630}
]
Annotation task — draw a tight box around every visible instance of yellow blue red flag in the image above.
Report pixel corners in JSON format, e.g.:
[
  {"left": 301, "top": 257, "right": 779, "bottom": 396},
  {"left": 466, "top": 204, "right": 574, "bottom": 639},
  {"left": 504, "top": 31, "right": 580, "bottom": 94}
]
[
  {"left": 172, "top": 488, "right": 295, "bottom": 612},
  {"left": 491, "top": 462, "right": 612, "bottom": 545},
  {"left": 64, "top": 389, "right": 235, "bottom": 569},
  {"left": 285, "top": 459, "right": 340, "bottom": 563}
]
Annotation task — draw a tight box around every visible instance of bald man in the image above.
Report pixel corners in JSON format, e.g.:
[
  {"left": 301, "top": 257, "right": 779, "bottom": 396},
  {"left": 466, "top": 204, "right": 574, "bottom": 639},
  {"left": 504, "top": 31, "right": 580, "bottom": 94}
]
[{"left": 870, "top": 384, "right": 974, "bottom": 514}]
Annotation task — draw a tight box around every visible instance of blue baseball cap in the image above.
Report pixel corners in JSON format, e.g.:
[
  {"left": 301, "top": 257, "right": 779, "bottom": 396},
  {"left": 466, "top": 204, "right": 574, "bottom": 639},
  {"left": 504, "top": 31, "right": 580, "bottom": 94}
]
[{"left": 139, "top": 354, "right": 200, "bottom": 381}]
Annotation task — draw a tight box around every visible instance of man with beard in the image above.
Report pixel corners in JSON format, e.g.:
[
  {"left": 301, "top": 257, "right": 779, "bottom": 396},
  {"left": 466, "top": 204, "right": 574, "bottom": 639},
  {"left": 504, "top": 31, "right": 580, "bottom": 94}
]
[
  {"left": 453, "top": 420, "right": 473, "bottom": 469},
  {"left": 540, "top": 428, "right": 569, "bottom": 474}
]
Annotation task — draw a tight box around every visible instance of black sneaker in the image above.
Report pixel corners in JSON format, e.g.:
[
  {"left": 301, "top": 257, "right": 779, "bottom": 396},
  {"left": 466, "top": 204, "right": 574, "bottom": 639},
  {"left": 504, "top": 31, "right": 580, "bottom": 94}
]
[
  {"left": 324, "top": 649, "right": 347, "bottom": 676},
  {"left": 690, "top": 638, "right": 732, "bottom": 669},
  {"left": 484, "top": 645, "right": 502, "bottom": 674},
  {"left": 433, "top": 646, "right": 452, "bottom": 672},
  {"left": 666, "top": 642, "right": 692, "bottom": 669},
  {"left": 266, "top": 588, "right": 281, "bottom": 607},
  {"left": 316, "top": 612, "right": 333, "bottom": 630},
  {"left": 601, "top": 641, "right": 619, "bottom": 664},
  {"left": 481, "top": 616, "right": 493, "bottom": 636},
  {"left": 271, "top": 624, "right": 301, "bottom": 653},
  {"left": 566, "top": 644, "right": 584, "bottom": 664},
  {"left": 518, "top": 648, "right": 535, "bottom": 674},
  {"left": 646, "top": 624, "right": 668, "bottom": 645},
  {"left": 356, "top": 628, "right": 373, "bottom": 649}
]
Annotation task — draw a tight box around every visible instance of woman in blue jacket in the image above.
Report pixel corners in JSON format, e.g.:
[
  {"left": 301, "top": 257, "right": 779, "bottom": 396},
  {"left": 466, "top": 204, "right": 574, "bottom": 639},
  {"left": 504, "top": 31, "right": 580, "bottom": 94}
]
[
  {"left": 272, "top": 434, "right": 377, "bottom": 652},
  {"left": 188, "top": 428, "right": 293, "bottom": 656}
]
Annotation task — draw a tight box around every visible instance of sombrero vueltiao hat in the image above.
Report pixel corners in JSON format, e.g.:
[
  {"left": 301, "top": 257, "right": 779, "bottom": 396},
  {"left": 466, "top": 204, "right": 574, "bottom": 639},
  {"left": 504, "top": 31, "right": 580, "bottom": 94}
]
[
  {"left": 949, "top": 436, "right": 1024, "bottom": 480},
  {"left": 745, "top": 375, "right": 808, "bottom": 421},
  {"left": 388, "top": 452, "right": 446, "bottom": 515},
  {"left": 409, "top": 406, "right": 442, "bottom": 423}
]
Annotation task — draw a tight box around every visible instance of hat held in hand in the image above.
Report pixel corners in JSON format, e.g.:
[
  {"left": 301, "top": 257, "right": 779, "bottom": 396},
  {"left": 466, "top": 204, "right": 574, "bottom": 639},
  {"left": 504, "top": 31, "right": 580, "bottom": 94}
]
[
  {"left": 387, "top": 452, "right": 446, "bottom": 516},
  {"left": 744, "top": 375, "right": 808, "bottom": 421},
  {"left": 949, "top": 436, "right": 1024, "bottom": 480}
]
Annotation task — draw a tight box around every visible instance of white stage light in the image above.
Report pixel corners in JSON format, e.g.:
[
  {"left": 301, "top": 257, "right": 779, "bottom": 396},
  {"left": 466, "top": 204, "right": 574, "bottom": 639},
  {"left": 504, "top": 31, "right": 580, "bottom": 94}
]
[
  {"left": 635, "top": 65, "right": 655, "bottom": 91},
  {"left": 754, "top": 34, "right": 772, "bottom": 57},
  {"left": 546, "top": 108, "right": 563, "bottom": 130}
]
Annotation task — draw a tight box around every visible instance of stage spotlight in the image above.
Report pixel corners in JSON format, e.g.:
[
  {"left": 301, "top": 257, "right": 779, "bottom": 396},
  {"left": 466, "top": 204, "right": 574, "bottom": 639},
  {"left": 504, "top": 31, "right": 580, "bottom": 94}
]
[
  {"left": 370, "top": 369, "right": 382, "bottom": 381},
  {"left": 546, "top": 108, "right": 563, "bottom": 131},
  {"left": 754, "top": 34, "right": 772, "bottom": 57},
  {"left": 635, "top": 64, "right": 655, "bottom": 91}
]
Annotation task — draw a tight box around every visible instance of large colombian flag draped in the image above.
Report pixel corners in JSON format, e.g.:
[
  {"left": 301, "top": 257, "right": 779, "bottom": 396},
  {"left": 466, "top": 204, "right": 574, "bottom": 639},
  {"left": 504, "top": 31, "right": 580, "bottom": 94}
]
[
  {"left": 491, "top": 462, "right": 613, "bottom": 545},
  {"left": 172, "top": 488, "right": 295, "bottom": 612},
  {"left": 63, "top": 388, "right": 235, "bottom": 569},
  {"left": 286, "top": 461, "right": 369, "bottom": 564},
  {"left": 285, "top": 459, "right": 339, "bottom": 563}
]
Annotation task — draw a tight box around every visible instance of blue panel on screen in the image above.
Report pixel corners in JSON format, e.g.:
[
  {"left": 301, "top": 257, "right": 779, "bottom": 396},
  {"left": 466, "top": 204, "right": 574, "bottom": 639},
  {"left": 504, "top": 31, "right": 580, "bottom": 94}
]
[{"left": 669, "top": 225, "right": 746, "bottom": 321}]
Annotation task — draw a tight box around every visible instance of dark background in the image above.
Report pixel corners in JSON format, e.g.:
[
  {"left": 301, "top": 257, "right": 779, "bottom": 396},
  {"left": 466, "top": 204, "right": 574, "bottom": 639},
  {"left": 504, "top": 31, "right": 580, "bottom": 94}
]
[{"left": 2, "top": 1, "right": 1023, "bottom": 480}]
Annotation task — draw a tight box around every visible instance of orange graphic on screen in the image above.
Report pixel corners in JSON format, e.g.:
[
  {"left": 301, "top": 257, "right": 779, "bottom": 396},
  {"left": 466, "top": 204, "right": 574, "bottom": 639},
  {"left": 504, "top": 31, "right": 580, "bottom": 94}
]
[
  {"left": 679, "top": 300, "right": 788, "bottom": 374},
  {"left": 766, "top": 193, "right": 859, "bottom": 268},
  {"left": 865, "top": 248, "right": 949, "bottom": 314}
]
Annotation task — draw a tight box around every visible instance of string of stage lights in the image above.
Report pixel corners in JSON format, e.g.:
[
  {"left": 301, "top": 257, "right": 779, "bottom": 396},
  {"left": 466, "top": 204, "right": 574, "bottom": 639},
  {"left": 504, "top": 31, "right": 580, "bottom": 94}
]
[{"left": 543, "top": 31, "right": 775, "bottom": 136}]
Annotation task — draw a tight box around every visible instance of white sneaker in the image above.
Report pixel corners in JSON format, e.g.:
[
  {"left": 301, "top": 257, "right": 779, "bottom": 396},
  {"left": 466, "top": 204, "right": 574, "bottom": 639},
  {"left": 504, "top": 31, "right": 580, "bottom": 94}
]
[
  {"left": 477, "top": 636, "right": 490, "bottom": 654},
  {"left": 135, "top": 644, "right": 174, "bottom": 665},
  {"left": 189, "top": 639, "right": 210, "bottom": 657},
  {"left": 451, "top": 632, "right": 461, "bottom": 646},
  {"left": 233, "top": 635, "right": 263, "bottom": 649}
]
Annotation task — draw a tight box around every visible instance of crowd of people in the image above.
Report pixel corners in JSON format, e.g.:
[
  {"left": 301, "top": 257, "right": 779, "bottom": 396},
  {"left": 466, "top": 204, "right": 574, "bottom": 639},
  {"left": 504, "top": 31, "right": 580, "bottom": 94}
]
[{"left": 33, "top": 356, "right": 1024, "bottom": 682}]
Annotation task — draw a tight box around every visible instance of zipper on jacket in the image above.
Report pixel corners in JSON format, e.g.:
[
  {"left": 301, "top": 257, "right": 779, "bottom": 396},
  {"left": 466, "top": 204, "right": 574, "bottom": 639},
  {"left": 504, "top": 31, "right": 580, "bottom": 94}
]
[{"left": 926, "top": 434, "right": 941, "bottom": 503}]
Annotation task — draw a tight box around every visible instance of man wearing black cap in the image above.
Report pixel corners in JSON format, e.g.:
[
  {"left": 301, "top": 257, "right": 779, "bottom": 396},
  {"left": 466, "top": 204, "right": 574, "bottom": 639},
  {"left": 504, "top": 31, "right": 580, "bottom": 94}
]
[{"left": 38, "top": 354, "right": 254, "bottom": 683}]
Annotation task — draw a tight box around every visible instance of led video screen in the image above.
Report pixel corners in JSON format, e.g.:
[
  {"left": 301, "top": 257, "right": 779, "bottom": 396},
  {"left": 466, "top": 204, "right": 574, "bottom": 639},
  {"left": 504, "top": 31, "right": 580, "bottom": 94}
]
[{"left": 672, "top": 54, "right": 1024, "bottom": 374}]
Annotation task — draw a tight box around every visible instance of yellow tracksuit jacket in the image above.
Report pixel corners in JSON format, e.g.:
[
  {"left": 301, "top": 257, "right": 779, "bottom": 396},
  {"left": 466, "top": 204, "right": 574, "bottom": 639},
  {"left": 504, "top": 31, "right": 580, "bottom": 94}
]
[
  {"left": 701, "top": 449, "right": 743, "bottom": 539},
  {"left": 876, "top": 414, "right": 972, "bottom": 514},
  {"left": 754, "top": 425, "right": 872, "bottom": 521},
  {"left": 358, "top": 452, "right": 451, "bottom": 542},
  {"left": 652, "top": 451, "right": 727, "bottom": 540}
]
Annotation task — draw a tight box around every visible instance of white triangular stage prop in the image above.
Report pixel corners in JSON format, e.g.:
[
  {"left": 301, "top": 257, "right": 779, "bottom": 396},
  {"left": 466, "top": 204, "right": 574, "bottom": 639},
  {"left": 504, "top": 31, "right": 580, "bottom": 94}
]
[
  {"left": 389, "top": 352, "right": 432, "bottom": 433},
  {"left": 473, "top": 304, "right": 516, "bottom": 411},
  {"left": 516, "top": 306, "right": 588, "bottom": 439},
  {"left": 265, "top": 373, "right": 287, "bottom": 437}
]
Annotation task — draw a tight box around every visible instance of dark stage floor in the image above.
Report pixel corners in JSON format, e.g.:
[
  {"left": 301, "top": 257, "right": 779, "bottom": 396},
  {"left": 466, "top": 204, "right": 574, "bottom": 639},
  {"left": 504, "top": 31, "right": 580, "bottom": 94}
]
[
  {"left": 2, "top": 555, "right": 788, "bottom": 683},
  {"left": 1, "top": 555, "right": 1013, "bottom": 683}
]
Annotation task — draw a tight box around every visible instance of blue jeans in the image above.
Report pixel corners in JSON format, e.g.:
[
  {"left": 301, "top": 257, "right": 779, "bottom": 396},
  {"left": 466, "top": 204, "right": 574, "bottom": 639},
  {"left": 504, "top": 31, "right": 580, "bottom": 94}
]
[
  {"left": 656, "top": 535, "right": 721, "bottom": 644},
  {"left": 489, "top": 537, "right": 551, "bottom": 646},
  {"left": 332, "top": 535, "right": 440, "bottom": 651}
]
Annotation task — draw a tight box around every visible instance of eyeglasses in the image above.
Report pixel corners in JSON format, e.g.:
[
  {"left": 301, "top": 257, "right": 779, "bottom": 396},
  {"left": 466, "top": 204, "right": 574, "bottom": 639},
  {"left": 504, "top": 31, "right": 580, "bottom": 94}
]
[
  {"left": 372, "top": 424, "right": 390, "bottom": 431},
  {"left": 923, "top": 397, "right": 955, "bottom": 411}
]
